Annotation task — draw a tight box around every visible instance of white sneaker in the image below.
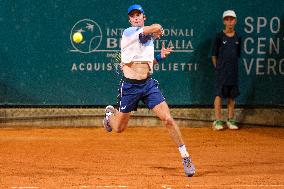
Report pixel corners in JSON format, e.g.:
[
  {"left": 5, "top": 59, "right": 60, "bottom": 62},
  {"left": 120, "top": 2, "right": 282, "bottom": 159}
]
[
  {"left": 212, "top": 120, "right": 225, "bottom": 131},
  {"left": 103, "top": 105, "right": 115, "bottom": 132},
  {"left": 227, "top": 119, "right": 239, "bottom": 130}
]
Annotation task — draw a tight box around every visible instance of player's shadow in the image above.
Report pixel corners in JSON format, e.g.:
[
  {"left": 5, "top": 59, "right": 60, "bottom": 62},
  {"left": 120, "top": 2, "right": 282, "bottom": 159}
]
[
  {"left": 151, "top": 166, "right": 180, "bottom": 176},
  {"left": 237, "top": 84, "right": 257, "bottom": 125},
  {"left": 197, "top": 170, "right": 219, "bottom": 176},
  {"left": 152, "top": 166, "right": 220, "bottom": 177}
]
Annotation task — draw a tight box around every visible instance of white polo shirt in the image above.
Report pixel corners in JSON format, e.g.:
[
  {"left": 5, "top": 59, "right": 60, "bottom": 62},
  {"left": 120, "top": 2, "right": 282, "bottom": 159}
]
[{"left": 121, "top": 27, "right": 154, "bottom": 73}]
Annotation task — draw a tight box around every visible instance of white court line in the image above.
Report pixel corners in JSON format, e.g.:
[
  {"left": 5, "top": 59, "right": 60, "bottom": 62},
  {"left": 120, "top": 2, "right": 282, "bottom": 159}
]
[
  {"left": 73, "top": 186, "right": 128, "bottom": 188},
  {"left": 162, "top": 184, "right": 284, "bottom": 188},
  {"left": 96, "top": 186, "right": 128, "bottom": 188},
  {"left": 184, "top": 185, "right": 284, "bottom": 187},
  {"left": 162, "top": 185, "right": 171, "bottom": 189},
  {"left": 11, "top": 187, "right": 39, "bottom": 189}
]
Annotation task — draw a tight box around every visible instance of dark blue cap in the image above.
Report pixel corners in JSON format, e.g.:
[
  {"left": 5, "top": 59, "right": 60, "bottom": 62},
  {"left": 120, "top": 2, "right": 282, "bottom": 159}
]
[{"left": 128, "top": 4, "right": 144, "bottom": 14}]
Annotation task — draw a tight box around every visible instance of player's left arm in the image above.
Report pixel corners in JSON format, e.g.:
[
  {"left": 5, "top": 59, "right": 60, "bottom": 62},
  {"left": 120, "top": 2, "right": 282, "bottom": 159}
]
[{"left": 153, "top": 42, "right": 174, "bottom": 64}]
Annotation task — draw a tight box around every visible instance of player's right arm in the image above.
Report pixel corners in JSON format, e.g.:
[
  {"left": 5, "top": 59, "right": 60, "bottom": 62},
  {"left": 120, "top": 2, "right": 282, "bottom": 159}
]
[
  {"left": 143, "top": 24, "right": 163, "bottom": 38},
  {"left": 212, "top": 56, "right": 217, "bottom": 67}
]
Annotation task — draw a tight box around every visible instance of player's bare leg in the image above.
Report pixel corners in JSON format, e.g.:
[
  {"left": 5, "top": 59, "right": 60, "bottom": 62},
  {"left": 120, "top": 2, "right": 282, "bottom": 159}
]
[
  {"left": 214, "top": 96, "right": 222, "bottom": 120},
  {"left": 227, "top": 98, "right": 238, "bottom": 129},
  {"left": 103, "top": 106, "right": 130, "bottom": 133},
  {"left": 227, "top": 98, "right": 235, "bottom": 119},
  {"left": 152, "top": 101, "right": 195, "bottom": 177},
  {"left": 152, "top": 101, "right": 183, "bottom": 146},
  {"left": 213, "top": 96, "right": 225, "bottom": 130},
  {"left": 109, "top": 111, "right": 131, "bottom": 133}
]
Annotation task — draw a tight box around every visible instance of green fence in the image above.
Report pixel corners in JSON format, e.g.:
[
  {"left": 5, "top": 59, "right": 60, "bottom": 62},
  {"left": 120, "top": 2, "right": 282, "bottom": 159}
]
[{"left": 0, "top": 0, "right": 283, "bottom": 106}]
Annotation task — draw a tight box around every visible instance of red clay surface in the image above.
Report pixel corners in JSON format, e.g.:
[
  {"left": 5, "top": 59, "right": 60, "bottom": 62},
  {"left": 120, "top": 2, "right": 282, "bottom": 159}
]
[{"left": 0, "top": 126, "right": 284, "bottom": 189}]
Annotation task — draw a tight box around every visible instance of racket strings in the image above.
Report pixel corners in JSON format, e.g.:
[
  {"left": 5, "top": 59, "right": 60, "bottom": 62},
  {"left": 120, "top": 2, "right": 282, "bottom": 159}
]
[{"left": 111, "top": 52, "right": 122, "bottom": 75}]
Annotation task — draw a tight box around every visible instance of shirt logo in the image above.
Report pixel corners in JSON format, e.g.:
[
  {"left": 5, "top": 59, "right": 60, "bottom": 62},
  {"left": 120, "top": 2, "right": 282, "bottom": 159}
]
[
  {"left": 235, "top": 41, "right": 239, "bottom": 44},
  {"left": 223, "top": 41, "right": 227, "bottom": 44}
]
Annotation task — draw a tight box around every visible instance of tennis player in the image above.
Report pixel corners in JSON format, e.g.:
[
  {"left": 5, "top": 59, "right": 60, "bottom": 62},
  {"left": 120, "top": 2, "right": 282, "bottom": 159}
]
[{"left": 103, "top": 4, "right": 195, "bottom": 177}]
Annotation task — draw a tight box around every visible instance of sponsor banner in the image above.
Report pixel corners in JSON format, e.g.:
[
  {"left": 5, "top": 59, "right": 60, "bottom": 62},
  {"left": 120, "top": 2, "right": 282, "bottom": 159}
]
[{"left": 0, "top": 0, "right": 283, "bottom": 105}]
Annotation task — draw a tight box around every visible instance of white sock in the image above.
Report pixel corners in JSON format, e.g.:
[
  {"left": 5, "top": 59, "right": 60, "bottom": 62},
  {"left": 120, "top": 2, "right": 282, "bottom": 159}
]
[{"left": 178, "top": 144, "right": 189, "bottom": 158}]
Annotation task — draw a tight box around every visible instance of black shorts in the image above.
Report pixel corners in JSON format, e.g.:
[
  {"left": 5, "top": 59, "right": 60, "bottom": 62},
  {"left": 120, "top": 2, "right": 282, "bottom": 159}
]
[{"left": 215, "top": 85, "right": 240, "bottom": 99}]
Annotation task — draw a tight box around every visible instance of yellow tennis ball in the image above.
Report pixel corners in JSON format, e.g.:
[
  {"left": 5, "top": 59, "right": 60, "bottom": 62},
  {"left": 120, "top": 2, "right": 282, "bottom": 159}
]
[{"left": 73, "top": 32, "right": 83, "bottom": 43}]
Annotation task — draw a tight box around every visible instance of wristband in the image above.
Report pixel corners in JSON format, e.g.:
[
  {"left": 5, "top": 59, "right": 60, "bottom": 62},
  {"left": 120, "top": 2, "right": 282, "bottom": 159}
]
[{"left": 155, "top": 53, "right": 163, "bottom": 62}]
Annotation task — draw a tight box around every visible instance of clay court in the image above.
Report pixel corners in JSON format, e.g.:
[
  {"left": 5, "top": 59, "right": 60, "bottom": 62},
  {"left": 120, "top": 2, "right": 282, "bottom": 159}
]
[{"left": 0, "top": 126, "right": 283, "bottom": 189}]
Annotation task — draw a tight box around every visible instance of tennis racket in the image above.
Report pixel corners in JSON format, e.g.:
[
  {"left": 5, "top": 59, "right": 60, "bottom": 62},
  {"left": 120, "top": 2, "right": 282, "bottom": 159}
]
[{"left": 110, "top": 51, "right": 123, "bottom": 77}]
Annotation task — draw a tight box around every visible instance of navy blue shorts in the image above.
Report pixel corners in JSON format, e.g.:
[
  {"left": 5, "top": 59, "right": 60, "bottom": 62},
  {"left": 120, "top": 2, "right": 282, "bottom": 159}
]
[
  {"left": 117, "top": 77, "right": 165, "bottom": 113},
  {"left": 215, "top": 85, "right": 240, "bottom": 99}
]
